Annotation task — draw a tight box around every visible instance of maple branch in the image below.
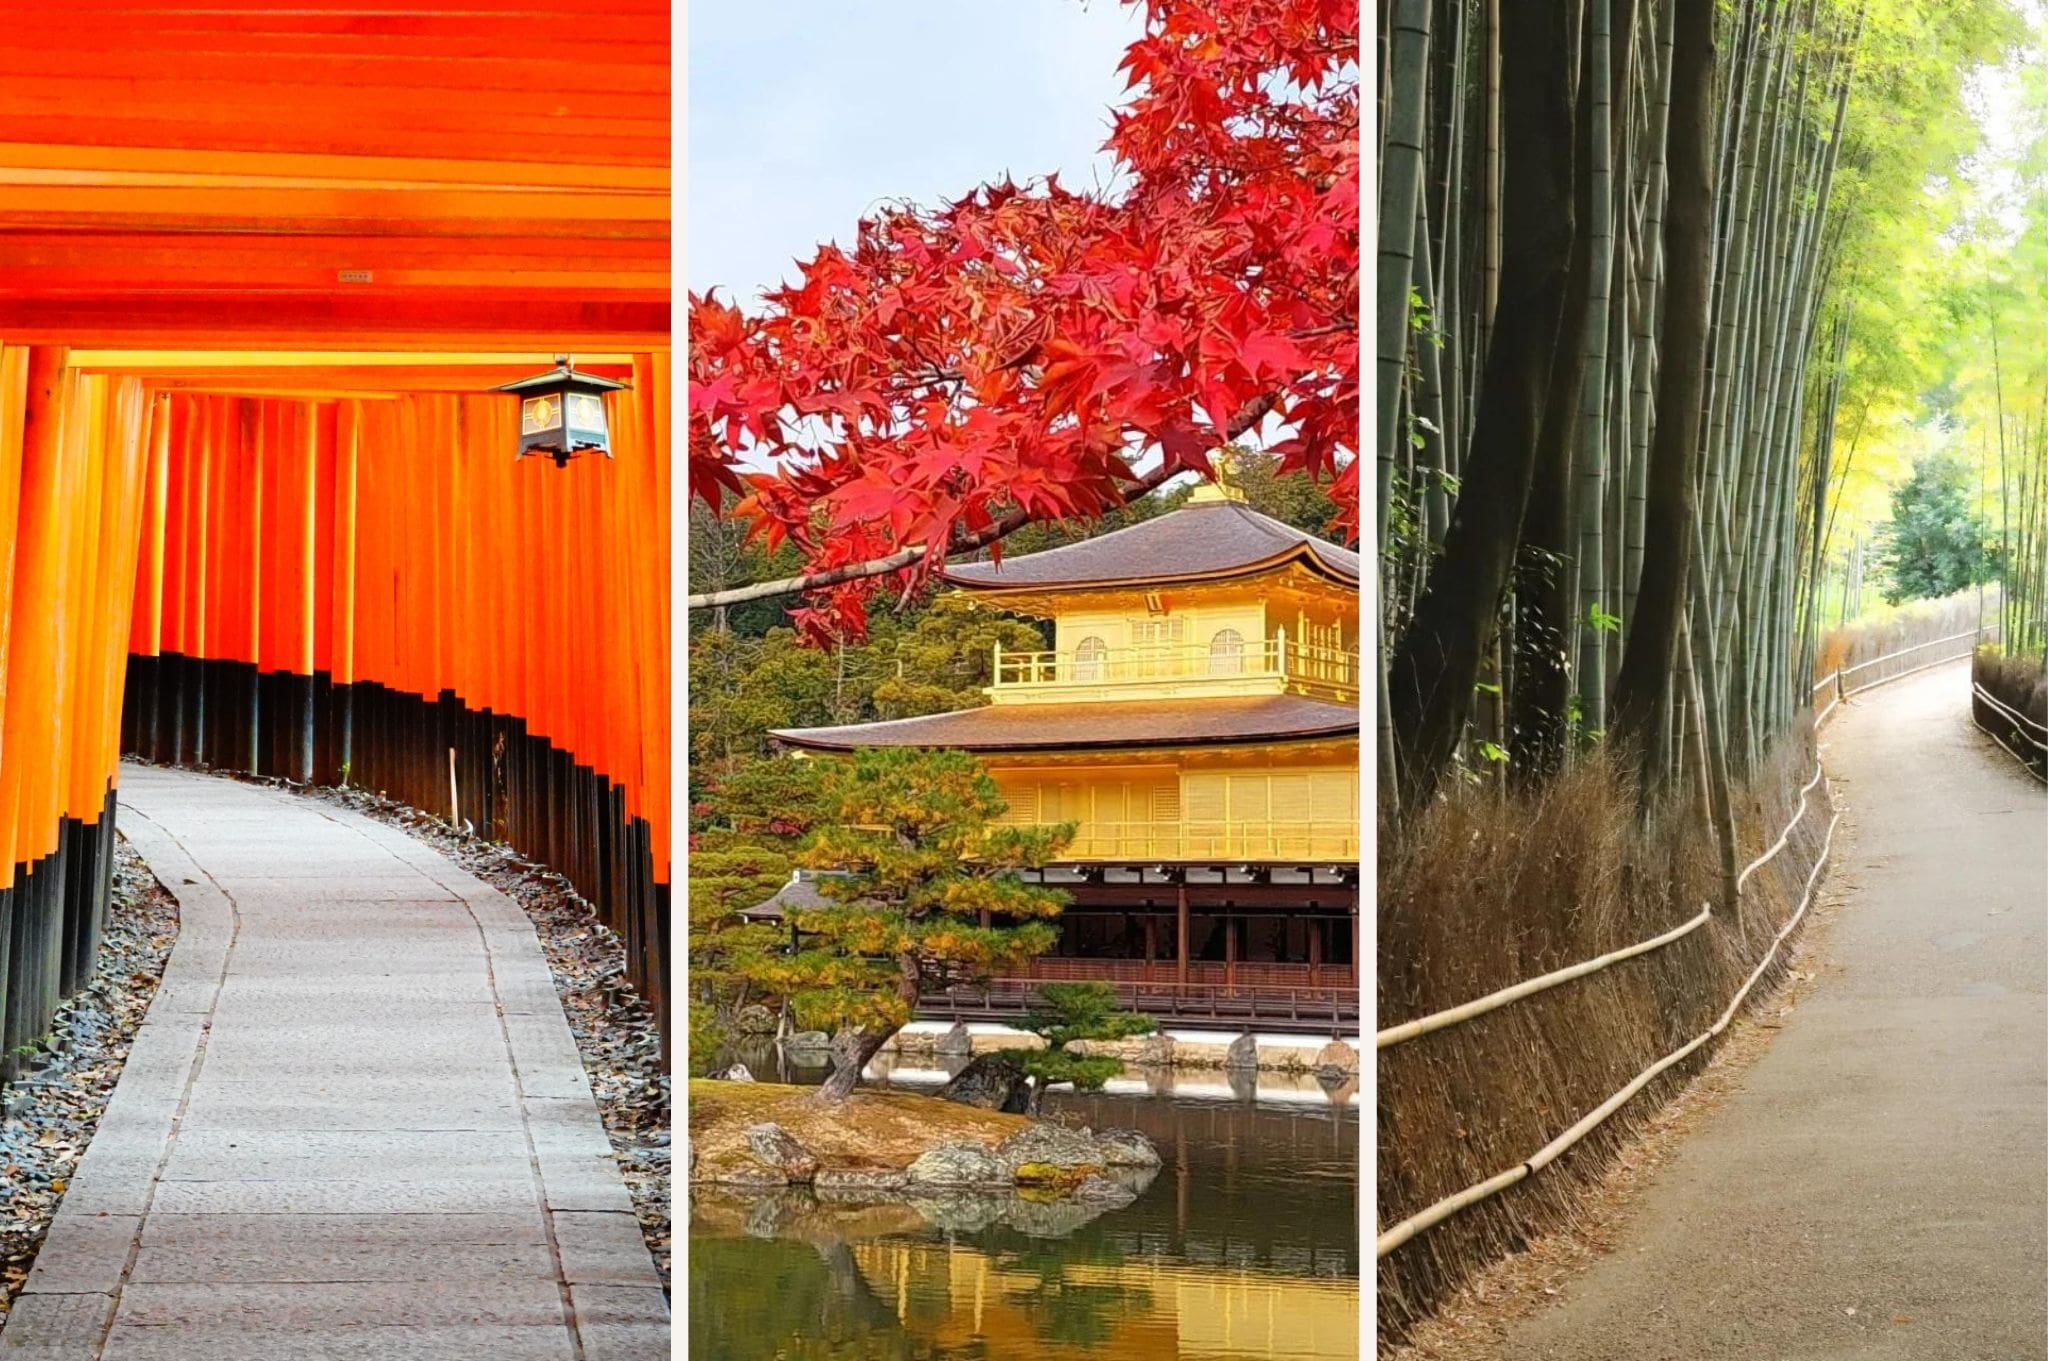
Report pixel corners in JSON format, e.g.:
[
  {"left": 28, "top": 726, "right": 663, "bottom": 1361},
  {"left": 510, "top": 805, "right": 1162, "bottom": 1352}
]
[
  {"left": 684, "top": 461, "right": 1177, "bottom": 611},
  {"left": 685, "top": 394, "right": 1279, "bottom": 612}
]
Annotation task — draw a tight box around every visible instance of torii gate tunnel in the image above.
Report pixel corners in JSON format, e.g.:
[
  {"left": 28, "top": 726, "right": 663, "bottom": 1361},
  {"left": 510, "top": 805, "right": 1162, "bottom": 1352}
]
[{"left": 0, "top": 0, "right": 671, "bottom": 1066}]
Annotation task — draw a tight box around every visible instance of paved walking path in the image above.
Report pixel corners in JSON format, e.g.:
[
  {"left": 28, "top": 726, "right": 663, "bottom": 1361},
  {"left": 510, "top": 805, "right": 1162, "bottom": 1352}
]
[
  {"left": 0, "top": 765, "right": 666, "bottom": 1360},
  {"left": 1489, "top": 660, "right": 2047, "bottom": 1360}
]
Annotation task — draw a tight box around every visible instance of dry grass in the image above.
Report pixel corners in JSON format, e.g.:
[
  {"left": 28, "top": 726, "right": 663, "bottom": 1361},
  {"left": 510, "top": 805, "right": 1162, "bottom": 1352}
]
[
  {"left": 1975, "top": 646, "right": 2047, "bottom": 722},
  {"left": 1973, "top": 647, "right": 2047, "bottom": 778},
  {"left": 1377, "top": 738, "right": 1829, "bottom": 1346},
  {"left": 688, "top": 1080, "right": 1029, "bottom": 1175},
  {"left": 1813, "top": 587, "right": 1995, "bottom": 684}
]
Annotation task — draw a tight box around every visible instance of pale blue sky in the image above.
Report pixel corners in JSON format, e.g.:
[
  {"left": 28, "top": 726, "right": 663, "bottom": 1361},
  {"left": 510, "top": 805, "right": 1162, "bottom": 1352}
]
[{"left": 685, "top": 1, "right": 1146, "bottom": 305}]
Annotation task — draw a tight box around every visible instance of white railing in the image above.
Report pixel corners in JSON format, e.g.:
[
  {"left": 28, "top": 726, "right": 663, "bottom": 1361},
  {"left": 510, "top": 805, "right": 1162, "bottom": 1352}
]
[
  {"left": 1376, "top": 762, "right": 1825, "bottom": 1053},
  {"left": 1379, "top": 788, "right": 1841, "bottom": 1259},
  {"left": 1813, "top": 625, "right": 1996, "bottom": 726},
  {"left": 992, "top": 637, "right": 1359, "bottom": 693}
]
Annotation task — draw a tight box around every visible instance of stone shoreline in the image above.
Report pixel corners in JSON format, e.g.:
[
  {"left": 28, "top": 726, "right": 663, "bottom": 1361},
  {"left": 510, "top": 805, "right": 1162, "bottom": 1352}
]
[
  {"left": 688, "top": 1080, "right": 1162, "bottom": 1209},
  {"left": 881, "top": 1023, "right": 1363, "bottom": 1076}
]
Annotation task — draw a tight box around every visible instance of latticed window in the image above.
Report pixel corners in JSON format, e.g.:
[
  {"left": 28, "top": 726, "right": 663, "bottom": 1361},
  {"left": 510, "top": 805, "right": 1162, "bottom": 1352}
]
[
  {"left": 1073, "top": 635, "right": 1108, "bottom": 682},
  {"left": 1209, "top": 627, "right": 1246, "bottom": 675}
]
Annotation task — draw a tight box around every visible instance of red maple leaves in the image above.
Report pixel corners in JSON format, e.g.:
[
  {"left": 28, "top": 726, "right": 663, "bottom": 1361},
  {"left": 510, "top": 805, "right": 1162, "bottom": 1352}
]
[{"left": 688, "top": 0, "right": 1359, "bottom": 638}]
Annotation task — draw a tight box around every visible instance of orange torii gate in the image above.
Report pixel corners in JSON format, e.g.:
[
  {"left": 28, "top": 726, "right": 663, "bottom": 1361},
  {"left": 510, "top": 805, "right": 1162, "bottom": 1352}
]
[{"left": 0, "top": 1, "right": 671, "bottom": 1063}]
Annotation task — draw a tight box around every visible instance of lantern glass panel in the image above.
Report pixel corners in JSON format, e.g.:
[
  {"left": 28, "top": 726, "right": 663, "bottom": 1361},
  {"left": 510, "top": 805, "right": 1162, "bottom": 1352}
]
[
  {"left": 565, "top": 392, "right": 608, "bottom": 445},
  {"left": 522, "top": 395, "right": 564, "bottom": 437}
]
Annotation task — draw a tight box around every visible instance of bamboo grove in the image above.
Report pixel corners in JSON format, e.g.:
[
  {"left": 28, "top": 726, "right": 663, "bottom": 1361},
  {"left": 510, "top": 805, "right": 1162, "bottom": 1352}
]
[
  {"left": 1376, "top": 0, "right": 2022, "bottom": 810},
  {"left": 1989, "top": 390, "right": 2048, "bottom": 661}
]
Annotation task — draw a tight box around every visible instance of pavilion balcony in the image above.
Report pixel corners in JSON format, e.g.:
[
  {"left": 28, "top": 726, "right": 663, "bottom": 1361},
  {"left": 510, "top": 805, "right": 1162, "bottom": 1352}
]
[
  {"left": 989, "top": 638, "right": 1358, "bottom": 704},
  {"left": 1054, "top": 819, "right": 1360, "bottom": 862},
  {"left": 922, "top": 965, "right": 1360, "bottom": 1030}
]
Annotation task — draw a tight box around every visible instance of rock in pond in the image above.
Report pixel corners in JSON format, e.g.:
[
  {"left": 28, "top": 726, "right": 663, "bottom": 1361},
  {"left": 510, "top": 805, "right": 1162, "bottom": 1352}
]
[
  {"left": 1135, "top": 1032, "right": 1177, "bottom": 1066},
  {"left": 936, "top": 1053, "right": 1031, "bottom": 1113},
  {"left": 781, "top": 1030, "right": 831, "bottom": 1054},
  {"left": 814, "top": 1166, "right": 909, "bottom": 1196},
  {"left": 1095, "top": 1128, "right": 1162, "bottom": 1167},
  {"left": 904, "top": 1138, "right": 1008, "bottom": 1188},
  {"left": 711, "top": 1063, "right": 755, "bottom": 1082},
  {"left": 1314, "top": 1039, "right": 1360, "bottom": 1080},
  {"left": 695, "top": 1155, "right": 787, "bottom": 1190},
  {"left": 1071, "top": 1172, "right": 1143, "bottom": 1204},
  {"left": 906, "top": 1191, "right": 1007, "bottom": 1234},
  {"left": 996, "top": 1122, "right": 1105, "bottom": 1174},
  {"left": 744, "top": 1122, "right": 819, "bottom": 1181},
  {"left": 1223, "top": 1032, "right": 1259, "bottom": 1071}
]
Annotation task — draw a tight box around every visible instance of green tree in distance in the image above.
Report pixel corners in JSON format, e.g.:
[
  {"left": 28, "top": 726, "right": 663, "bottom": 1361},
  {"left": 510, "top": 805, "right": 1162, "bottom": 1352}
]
[
  {"left": 779, "top": 748, "right": 1074, "bottom": 1103},
  {"left": 687, "top": 755, "right": 832, "bottom": 1073},
  {"left": 996, "top": 982, "right": 1157, "bottom": 1115},
  {"left": 1877, "top": 454, "right": 1998, "bottom": 604}
]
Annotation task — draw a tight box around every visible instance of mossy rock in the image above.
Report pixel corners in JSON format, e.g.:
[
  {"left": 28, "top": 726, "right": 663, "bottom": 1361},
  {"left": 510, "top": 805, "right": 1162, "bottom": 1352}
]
[{"left": 1011, "top": 1161, "right": 1103, "bottom": 1190}]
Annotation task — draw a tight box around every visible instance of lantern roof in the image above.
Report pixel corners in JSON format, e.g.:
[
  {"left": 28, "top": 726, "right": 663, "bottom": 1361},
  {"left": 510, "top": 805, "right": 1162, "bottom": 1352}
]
[{"left": 491, "top": 360, "right": 632, "bottom": 396}]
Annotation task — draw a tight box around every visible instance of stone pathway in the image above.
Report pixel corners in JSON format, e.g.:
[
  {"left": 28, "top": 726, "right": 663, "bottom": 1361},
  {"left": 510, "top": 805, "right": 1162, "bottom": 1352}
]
[{"left": 0, "top": 765, "right": 667, "bottom": 1360}]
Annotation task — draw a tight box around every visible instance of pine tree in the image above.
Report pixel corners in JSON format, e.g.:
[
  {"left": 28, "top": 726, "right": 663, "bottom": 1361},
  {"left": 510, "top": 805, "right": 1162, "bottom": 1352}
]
[
  {"left": 782, "top": 748, "right": 1073, "bottom": 1103},
  {"left": 997, "top": 982, "right": 1157, "bottom": 1115}
]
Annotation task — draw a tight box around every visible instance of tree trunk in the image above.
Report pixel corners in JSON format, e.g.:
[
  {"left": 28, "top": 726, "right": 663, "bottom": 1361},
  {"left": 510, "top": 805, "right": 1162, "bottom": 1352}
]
[
  {"left": 1611, "top": 0, "right": 1718, "bottom": 775},
  {"left": 1378, "top": 0, "right": 1434, "bottom": 552},
  {"left": 1512, "top": 24, "right": 1596, "bottom": 781},
  {"left": 813, "top": 1025, "right": 894, "bottom": 1104},
  {"left": 813, "top": 960, "right": 921, "bottom": 1104},
  {"left": 1387, "top": 0, "right": 1579, "bottom": 801}
]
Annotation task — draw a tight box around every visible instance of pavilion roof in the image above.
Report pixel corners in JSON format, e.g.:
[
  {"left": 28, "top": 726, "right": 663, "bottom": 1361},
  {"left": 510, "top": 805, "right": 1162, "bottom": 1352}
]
[
  {"left": 771, "top": 694, "right": 1359, "bottom": 754},
  {"left": 942, "top": 500, "right": 1359, "bottom": 595}
]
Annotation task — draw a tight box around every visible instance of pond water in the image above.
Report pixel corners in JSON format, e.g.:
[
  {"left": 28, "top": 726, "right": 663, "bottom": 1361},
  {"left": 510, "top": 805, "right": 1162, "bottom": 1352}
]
[{"left": 688, "top": 1049, "right": 1360, "bottom": 1360}]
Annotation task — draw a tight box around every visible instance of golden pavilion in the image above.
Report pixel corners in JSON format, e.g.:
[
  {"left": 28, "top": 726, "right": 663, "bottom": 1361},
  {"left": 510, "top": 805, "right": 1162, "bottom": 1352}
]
[{"left": 773, "top": 481, "right": 1361, "bottom": 1026}]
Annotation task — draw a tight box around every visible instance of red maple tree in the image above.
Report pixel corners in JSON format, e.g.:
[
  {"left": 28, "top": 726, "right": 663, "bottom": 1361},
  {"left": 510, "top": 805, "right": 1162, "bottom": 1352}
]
[{"left": 688, "top": 0, "right": 1359, "bottom": 637}]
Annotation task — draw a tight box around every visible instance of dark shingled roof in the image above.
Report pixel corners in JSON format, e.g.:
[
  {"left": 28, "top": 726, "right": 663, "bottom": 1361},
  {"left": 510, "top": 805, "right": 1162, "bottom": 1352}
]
[
  {"left": 772, "top": 694, "right": 1359, "bottom": 753},
  {"left": 942, "top": 500, "right": 1360, "bottom": 591}
]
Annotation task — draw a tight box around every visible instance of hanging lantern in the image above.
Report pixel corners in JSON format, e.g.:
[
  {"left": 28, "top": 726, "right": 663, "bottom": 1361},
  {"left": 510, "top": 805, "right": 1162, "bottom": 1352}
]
[{"left": 493, "top": 356, "right": 631, "bottom": 467}]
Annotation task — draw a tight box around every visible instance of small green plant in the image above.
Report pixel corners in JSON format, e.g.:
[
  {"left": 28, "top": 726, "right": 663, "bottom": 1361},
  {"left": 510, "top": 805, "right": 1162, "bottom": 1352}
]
[{"left": 997, "top": 982, "right": 1157, "bottom": 1115}]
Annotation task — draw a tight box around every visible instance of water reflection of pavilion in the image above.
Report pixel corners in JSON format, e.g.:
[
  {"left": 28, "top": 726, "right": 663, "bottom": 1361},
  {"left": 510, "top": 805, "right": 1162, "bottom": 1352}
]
[{"left": 850, "top": 1240, "right": 1362, "bottom": 1361}]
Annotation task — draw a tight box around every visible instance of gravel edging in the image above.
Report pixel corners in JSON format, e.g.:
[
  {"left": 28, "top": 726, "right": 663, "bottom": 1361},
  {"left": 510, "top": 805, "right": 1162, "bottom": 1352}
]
[
  {"left": 0, "top": 838, "right": 177, "bottom": 1324},
  {"left": 298, "top": 780, "right": 673, "bottom": 1296}
]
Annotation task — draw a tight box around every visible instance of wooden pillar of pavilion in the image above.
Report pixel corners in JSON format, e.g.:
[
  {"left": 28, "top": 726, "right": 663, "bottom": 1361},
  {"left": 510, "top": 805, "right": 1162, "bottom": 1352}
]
[
  {"left": 1175, "top": 881, "right": 1189, "bottom": 988},
  {"left": 1350, "top": 887, "right": 1361, "bottom": 986},
  {"left": 1224, "top": 907, "right": 1236, "bottom": 987}
]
